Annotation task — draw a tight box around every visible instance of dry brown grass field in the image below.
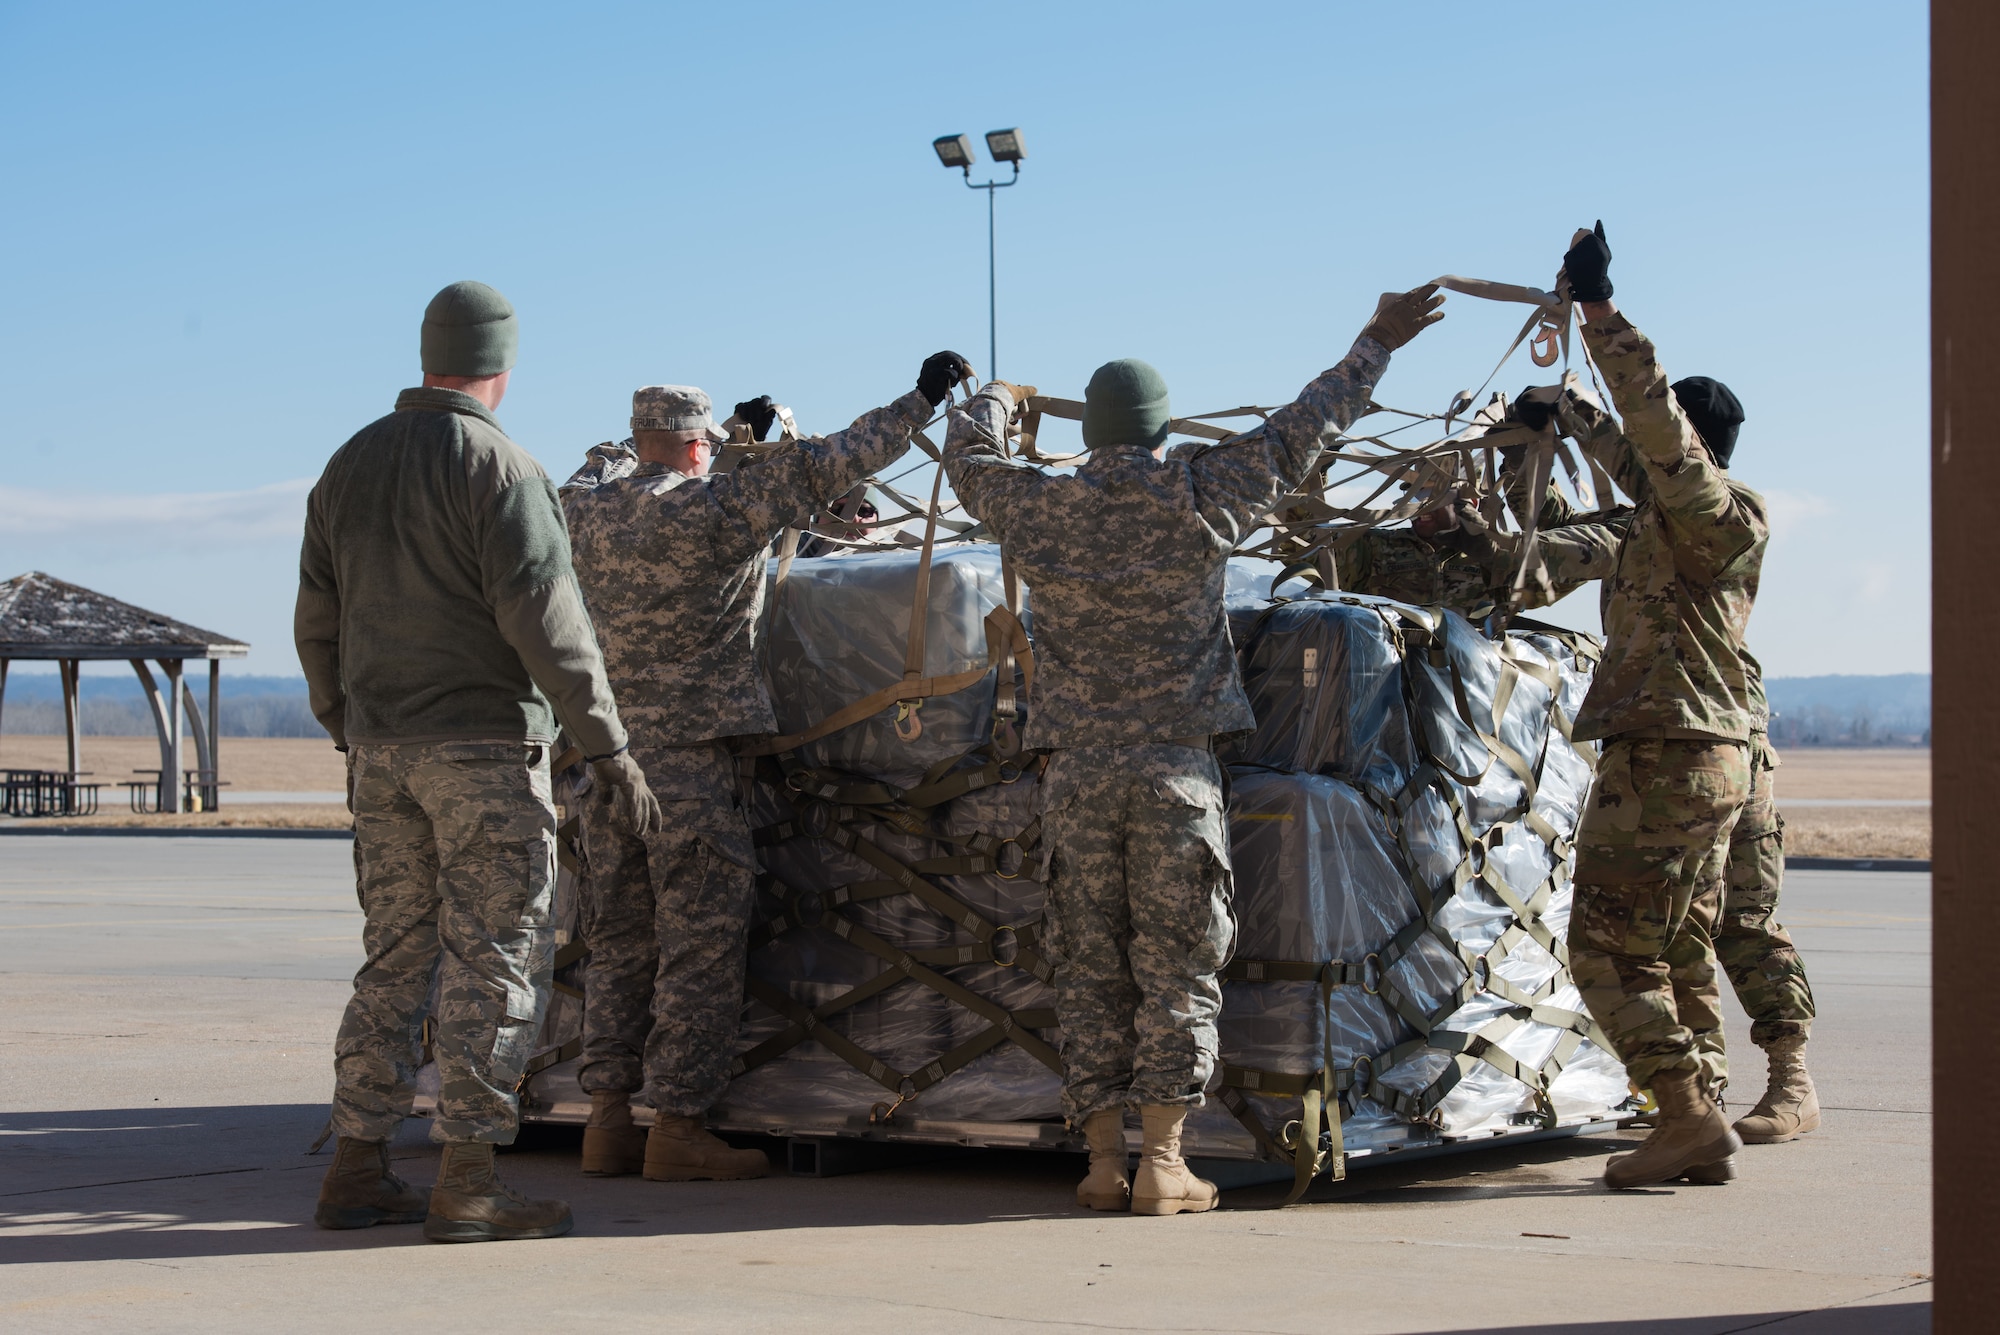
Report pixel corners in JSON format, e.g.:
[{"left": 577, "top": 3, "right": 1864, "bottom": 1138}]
[{"left": 0, "top": 735, "right": 1931, "bottom": 856}]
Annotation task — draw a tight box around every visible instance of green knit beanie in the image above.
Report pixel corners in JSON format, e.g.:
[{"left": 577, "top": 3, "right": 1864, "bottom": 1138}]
[
  {"left": 1082, "top": 358, "right": 1171, "bottom": 450},
  {"left": 420, "top": 280, "right": 518, "bottom": 377}
]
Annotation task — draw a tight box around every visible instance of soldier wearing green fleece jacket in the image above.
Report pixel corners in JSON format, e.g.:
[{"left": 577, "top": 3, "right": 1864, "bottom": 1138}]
[{"left": 299, "top": 281, "right": 659, "bottom": 1245}]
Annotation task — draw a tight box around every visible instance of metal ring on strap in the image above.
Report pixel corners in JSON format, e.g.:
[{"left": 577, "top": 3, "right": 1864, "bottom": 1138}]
[
  {"left": 1361, "top": 952, "right": 1384, "bottom": 996},
  {"left": 1471, "top": 956, "right": 1492, "bottom": 994},
  {"left": 988, "top": 925, "right": 1020, "bottom": 967},
  {"left": 994, "top": 839, "right": 1026, "bottom": 880}
]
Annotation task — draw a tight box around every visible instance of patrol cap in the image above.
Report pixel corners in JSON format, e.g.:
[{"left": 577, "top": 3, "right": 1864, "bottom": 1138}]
[
  {"left": 420, "top": 281, "right": 518, "bottom": 377},
  {"left": 632, "top": 385, "right": 727, "bottom": 442},
  {"left": 1671, "top": 376, "right": 1744, "bottom": 468}
]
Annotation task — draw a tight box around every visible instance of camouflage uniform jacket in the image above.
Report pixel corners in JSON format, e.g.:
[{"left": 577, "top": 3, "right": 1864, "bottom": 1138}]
[
  {"left": 1572, "top": 312, "right": 1769, "bottom": 742},
  {"left": 944, "top": 338, "right": 1391, "bottom": 747},
  {"left": 564, "top": 390, "right": 930, "bottom": 749},
  {"left": 1340, "top": 528, "right": 1502, "bottom": 611},
  {"left": 561, "top": 439, "right": 639, "bottom": 496}
]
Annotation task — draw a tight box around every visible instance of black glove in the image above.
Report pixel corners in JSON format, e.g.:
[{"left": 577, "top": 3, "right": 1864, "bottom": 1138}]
[
  {"left": 1563, "top": 220, "right": 1613, "bottom": 303},
  {"left": 917, "top": 351, "right": 975, "bottom": 408},
  {"left": 733, "top": 396, "right": 778, "bottom": 442},
  {"left": 1514, "top": 395, "right": 1556, "bottom": 433}
]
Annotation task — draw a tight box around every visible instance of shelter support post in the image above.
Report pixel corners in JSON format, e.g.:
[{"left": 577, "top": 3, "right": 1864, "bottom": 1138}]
[
  {"left": 179, "top": 674, "right": 213, "bottom": 811},
  {"left": 131, "top": 659, "right": 173, "bottom": 814},
  {"left": 0, "top": 658, "right": 8, "bottom": 742},
  {"left": 1934, "top": 0, "right": 1998, "bottom": 1326},
  {"left": 162, "top": 659, "right": 184, "bottom": 812},
  {"left": 208, "top": 660, "right": 220, "bottom": 808},
  {"left": 60, "top": 658, "right": 80, "bottom": 778}
]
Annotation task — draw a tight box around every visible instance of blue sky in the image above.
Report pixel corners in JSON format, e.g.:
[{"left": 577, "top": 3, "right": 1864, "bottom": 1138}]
[{"left": 0, "top": 1, "right": 1928, "bottom": 677}]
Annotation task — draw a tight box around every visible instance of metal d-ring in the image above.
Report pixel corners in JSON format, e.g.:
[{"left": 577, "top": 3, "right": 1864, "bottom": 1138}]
[
  {"left": 1470, "top": 955, "right": 1492, "bottom": 994},
  {"left": 987, "top": 925, "right": 1020, "bottom": 966},
  {"left": 994, "top": 838, "right": 1026, "bottom": 880},
  {"left": 1361, "top": 952, "right": 1384, "bottom": 996}
]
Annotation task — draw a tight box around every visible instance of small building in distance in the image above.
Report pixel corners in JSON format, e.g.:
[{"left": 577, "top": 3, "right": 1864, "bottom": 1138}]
[{"left": 0, "top": 571, "right": 249, "bottom": 813}]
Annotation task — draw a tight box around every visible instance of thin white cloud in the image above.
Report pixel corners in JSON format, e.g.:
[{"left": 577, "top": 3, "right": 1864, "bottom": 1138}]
[
  {"left": 1760, "top": 489, "right": 1837, "bottom": 532},
  {"left": 0, "top": 479, "right": 312, "bottom": 550}
]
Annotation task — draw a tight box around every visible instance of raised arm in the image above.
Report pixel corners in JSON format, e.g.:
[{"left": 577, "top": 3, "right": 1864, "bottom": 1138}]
[
  {"left": 294, "top": 485, "right": 347, "bottom": 748},
  {"left": 1189, "top": 284, "right": 1443, "bottom": 541},
  {"left": 942, "top": 379, "right": 1052, "bottom": 541},
  {"left": 1561, "top": 224, "right": 1763, "bottom": 571},
  {"left": 710, "top": 351, "right": 969, "bottom": 545}
]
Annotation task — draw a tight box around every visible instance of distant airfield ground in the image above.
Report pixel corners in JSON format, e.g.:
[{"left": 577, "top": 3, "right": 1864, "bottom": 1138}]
[{"left": 0, "top": 736, "right": 1932, "bottom": 856}]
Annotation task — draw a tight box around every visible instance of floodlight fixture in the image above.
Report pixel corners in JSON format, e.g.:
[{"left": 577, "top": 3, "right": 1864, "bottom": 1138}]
[
  {"left": 984, "top": 128, "right": 1025, "bottom": 163},
  {"left": 929, "top": 126, "right": 1025, "bottom": 378},
  {"left": 933, "top": 134, "right": 977, "bottom": 171}
]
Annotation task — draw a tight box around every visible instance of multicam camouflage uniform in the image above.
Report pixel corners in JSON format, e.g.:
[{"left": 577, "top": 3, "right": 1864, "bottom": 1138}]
[
  {"left": 1717, "top": 668, "right": 1815, "bottom": 1049},
  {"left": 562, "top": 389, "right": 929, "bottom": 1118},
  {"left": 1335, "top": 509, "right": 1627, "bottom": 615},
  {"left": 1564, "top": 312, "right": 1770, "bottom": 1092},
  {"left": 944, "top": 341, "right": 1391, "bottom": 1121}
]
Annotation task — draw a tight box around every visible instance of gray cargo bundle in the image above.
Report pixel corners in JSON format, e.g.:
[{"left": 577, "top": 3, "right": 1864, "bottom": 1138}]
[{"left": 457, "top": 542, "right": 1631, "bottom": 1194}]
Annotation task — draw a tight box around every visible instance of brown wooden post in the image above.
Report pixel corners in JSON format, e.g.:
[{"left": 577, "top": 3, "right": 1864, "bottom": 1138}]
[
  {"left": 60, "top": 658, "right": 80, "bottom": 778},
  {"left": 1933, "top": 1, "right": 1997, "bottom": 1326},
  {"left": 208, "top": 658, "right": 220, "bottom": 809}
]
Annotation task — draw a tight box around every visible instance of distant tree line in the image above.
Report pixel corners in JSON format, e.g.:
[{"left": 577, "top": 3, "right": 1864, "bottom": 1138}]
[
  {"left": 0, "top": 694, "right": 329, "bottom": 739},
  {"left": 1767, "top": 705, "right": 1929, "bottom": 748}
]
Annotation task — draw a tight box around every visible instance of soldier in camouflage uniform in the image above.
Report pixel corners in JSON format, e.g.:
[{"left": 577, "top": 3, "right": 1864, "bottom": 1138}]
[
  {"left": 298, "top": 281, "right": 660, "bottom": 1243},
  {"left": 1333, "top": 495, "right": 1628, "bottom": 615},
  {"left": 561, "top": 356, "right": 969, "bottom": 1182},
  {"left": 944, "top": 286, "right": 1445, "bottom": 1214},
  {"left": 1555, "top": 224, "right": 1771, "bottom": 1190},
  {"left": 1713, "top": 665, "right": 1820, "bottom": 1142}
]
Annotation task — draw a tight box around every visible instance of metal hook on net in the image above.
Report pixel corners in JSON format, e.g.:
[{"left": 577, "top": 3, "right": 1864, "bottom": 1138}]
[{"left": 894, "top": 699, "right": 924, "bottom": 743}]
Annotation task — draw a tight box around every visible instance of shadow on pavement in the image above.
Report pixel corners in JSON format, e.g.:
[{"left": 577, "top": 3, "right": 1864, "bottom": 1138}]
[
  {"left": 5, "top": 1101, "right": 1648, "bottom": 1267},
  {"left": 1400, "top": 1297, "right": 1930, "bottom": 1333}
]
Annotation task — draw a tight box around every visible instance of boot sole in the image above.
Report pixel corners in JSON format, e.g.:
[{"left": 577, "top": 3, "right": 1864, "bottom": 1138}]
[
  {"left": 1606, "top": 1126, "right": 1744, "bottom": 1190},
  {"left": 580, "top": 1156, "right": 645, "bottom": 1176},
  {"left": 314, "top": 1205, "right": 427, "bottom": 1230},
  {"left": 1077, "top": 1191, "right": 1131, "bottom": 1211},
  {"left": 423, "top": 1215, "right": 575, "bottom": 1243},
  {"left": 1677, "top": 1157, "right": 1737, "bottom": 1185},
  {"left": 642, "top": 1165, "right": 769, "bottom": 1182},
  {"left": 1736, "top": 1113, "right": 1821, "bottom": 1144},
  {"left": 1130, "top": 1195, "right": 1218, "bottom": 1216}
]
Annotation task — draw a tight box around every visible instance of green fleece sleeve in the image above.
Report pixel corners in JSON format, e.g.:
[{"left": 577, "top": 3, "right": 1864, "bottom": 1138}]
[{"left": 293, "top": 484, "right": 347, "bottom": 748}]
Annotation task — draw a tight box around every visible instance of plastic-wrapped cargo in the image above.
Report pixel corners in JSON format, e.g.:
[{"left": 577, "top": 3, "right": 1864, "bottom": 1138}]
[{"left": 462, "top": 543, "right": 1629, "bottom": 1190}]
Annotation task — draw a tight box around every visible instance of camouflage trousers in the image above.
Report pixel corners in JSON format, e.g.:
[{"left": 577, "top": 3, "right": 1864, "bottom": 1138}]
[
  {"left": 576, "top": 744, "right": 756, "bottom": 1119},
  {"left": 1568, "top": 737, "right": 1749, "bottom": 1091},
  {"left": 332, "top": 741, "right": 556, "bottom": 1145},
  {"left": 1714, "top": 734, "right": 1815, "bottom": 1048},
  {"left": 1040, "top": 744, "right": 1236, "bottom": 1123}
]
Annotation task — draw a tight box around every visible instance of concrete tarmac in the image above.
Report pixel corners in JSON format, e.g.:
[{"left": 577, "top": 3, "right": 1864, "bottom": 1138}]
[{"left": 1, "top": 838, "right": 1930, "bottom": 1333}]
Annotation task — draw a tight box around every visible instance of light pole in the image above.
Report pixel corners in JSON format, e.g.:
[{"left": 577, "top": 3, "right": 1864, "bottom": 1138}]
[{"left": 932, "top": 129, "right": 1025, "bottom": 380}]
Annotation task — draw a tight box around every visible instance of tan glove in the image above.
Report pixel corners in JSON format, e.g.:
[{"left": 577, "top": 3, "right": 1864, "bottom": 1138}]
[
  {"left": 591, "top": 752, "right": 662, "bottom": 836},
  {"left": 1361, "top": 284, "right": 1446, "bottom": 352}
]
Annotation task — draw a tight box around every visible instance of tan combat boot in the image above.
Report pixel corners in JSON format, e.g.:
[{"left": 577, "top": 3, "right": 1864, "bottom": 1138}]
[
  {"left": 314, "top": 1136, "right": 428, "bottom": 1229},
  {"left": 1604, "top": 1068, "right": 1742, "bottom": 1190},
  {"left": 1733, "top": 1036, "right": 1821, "bottom": 1144},
  {"left": 1130, "top": 1105, "right": 1219, "bottom": 1216},
  {"left": 644, "top": 1114, "right": 770, "bottom": 1182},
  {"left": 580, "top": 1091, "right": 647, "bottom": 1176},
  {"left": 423, "top": 1141, "right": 574, "bottom": 1243},
  {"left": 1076, "top": 1108, "right": 1131, "bottom": 1211}
]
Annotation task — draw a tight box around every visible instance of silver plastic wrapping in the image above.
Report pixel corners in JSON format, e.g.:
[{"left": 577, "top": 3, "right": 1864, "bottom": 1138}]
[{"left": 508, "top": 545, "right": 1625, "bottom": 1163}]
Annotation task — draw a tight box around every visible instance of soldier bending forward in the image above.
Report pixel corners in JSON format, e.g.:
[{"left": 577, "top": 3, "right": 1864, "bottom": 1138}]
[
  {"left": 299, "top": 282, "right": 659, "bottom": 1242},
  {"left": 562, "top": 353, "right": 972, "bottom": 1182},
  {"left": 943, "top": 287, "right": 1444, "bottom": 1215}
]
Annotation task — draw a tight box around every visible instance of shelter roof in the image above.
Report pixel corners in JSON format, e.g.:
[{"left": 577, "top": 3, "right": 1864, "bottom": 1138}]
[{"left": 0, "top": 572, "right": 249, "bottom": 661}]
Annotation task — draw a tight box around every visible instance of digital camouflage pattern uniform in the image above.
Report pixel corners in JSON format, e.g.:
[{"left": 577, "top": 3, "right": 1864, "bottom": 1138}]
[
  {"left": 298, "top": 388, "right": 627, "bottom": 1145},
  {"left": 944, "top": 341, "right": 1391, "bottom": 1121},
  {"left": 561, "top": 390, "right": 930, "bottom": 1118},
  {"left": 1564, "top": 313, "right": 1770, "bottom": 1092}
]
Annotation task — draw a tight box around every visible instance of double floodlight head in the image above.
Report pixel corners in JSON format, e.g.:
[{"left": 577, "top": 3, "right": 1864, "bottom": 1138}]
[{"left": 931, "top": 128, "right": 1027, "bottom": 171}]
